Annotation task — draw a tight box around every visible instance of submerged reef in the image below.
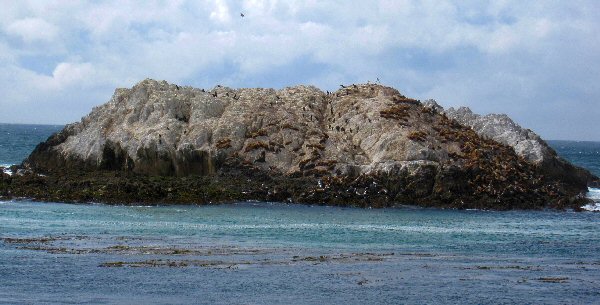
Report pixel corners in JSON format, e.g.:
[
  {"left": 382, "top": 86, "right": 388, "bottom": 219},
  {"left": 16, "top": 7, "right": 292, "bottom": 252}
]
[{"left": 1, "top": 79, "right": 597, "bottom": 210}]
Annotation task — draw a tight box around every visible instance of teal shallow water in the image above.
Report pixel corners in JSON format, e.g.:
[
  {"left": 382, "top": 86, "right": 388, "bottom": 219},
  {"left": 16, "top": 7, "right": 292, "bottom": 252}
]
[
  {"left": 2, "top": 201, "right": 600, "bottom": 256},
  {"left": 1, "top": 200, "right": 600, "bottom": 304}
]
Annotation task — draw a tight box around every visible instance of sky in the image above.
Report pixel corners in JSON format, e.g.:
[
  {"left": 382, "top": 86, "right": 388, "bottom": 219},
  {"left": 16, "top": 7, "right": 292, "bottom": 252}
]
[{"left": 0, "top": 1, "right": 599, "bottom": 140}]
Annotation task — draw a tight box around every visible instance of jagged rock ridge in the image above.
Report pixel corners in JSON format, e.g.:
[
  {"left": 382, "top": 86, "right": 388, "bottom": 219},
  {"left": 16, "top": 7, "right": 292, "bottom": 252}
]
[
  {"left": 6, "top": 79, "right": 597, "bottom": 209},
  {"left": 425, "top": 100, "right": 594, "bottom": 190}
]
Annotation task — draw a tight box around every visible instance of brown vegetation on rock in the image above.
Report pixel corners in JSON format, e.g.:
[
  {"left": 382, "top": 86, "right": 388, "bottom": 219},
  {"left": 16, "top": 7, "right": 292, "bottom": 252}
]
[
  {"left": 244, "top": 141, "right": 269, "bottom": 152},
  {"left": 215, "top": 138, "right": 231, "bottom": 149},
  {"left": 379, "top": 104, "right": 411, "bottom": 121},
  {"left": 407, "top": 131, "right": 428, "bottom": 142}
]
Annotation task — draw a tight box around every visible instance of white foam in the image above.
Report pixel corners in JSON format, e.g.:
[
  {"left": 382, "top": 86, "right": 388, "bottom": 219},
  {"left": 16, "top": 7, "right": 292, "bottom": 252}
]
[
  {"left": 586, "top": 188, "right": 600, "bottom": 201},
  {"left": 582, "top": 203, "right": 600, "bottom": 212},
  {"left": 582, "top": 188, "right": 600, "bottom": 211},
  {"left": 1, "top": 164, "right": 13, "bottom": 176}
]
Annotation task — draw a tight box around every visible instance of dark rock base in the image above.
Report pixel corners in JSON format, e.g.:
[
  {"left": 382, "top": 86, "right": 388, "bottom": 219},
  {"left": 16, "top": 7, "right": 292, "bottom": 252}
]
[{"left": 1, "top": 163, "right": 591, "bottom": 211}]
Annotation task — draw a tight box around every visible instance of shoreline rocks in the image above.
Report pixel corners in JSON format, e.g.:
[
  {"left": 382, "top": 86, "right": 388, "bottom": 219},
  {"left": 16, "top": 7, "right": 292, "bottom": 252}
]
[{"left": 2, "top": 79, "right": 598, "bottom": 210}]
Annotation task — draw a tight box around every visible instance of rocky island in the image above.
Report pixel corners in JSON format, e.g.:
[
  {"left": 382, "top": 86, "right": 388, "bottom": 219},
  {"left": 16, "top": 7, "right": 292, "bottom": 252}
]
[{"left": 1, "top": 79, "right": 597, "bottom": 210}]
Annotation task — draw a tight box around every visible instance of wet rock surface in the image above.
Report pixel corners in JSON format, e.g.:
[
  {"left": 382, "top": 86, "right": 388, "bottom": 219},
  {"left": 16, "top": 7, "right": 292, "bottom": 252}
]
[
  {"left": 0, "top": 235, "right": 396, "bottom": 269},
  {"left": 2, "top": 79, "right": 598, "bottom": 209},
  {"left": 2, "top": 234, "right": 598, "bottom": 288}
]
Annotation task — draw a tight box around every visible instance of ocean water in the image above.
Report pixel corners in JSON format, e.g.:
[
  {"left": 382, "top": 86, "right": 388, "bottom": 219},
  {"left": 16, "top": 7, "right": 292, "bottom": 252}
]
[
  {"left": 0, "top": 124, "right": 63, "bottom": 167},
  {"left": 548, "top": 140, "right": 600, "bottom": 177},
  {"left": 548, "top": 140, "right": 600, "bottom": 211},
  {"left": 1, "top": 124, "right": 600, "bottom": 304}
]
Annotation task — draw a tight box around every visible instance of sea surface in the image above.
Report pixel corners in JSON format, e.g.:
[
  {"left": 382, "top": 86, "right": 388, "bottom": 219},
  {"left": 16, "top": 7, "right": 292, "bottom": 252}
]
[
  {"left": 0, "top": 124, "right": 63, "bottom": 167},
  {"left": 548, "top": 140, "right": 600, "bottom": 177},
  {"left": 1, "top": 124, "right": 600, "bottom": 304}
]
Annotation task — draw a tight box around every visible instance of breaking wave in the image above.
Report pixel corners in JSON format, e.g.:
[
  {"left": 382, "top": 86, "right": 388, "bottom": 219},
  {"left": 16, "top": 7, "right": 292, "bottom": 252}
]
[{"left": 582, "top": 188, "right": 600, "bottom": 211}]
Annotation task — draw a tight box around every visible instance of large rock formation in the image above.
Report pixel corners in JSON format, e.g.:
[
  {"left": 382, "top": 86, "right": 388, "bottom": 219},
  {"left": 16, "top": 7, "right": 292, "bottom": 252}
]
[
  {"left": 445, "top": 106, "right": 550, "bottom": 163},
  {"left": 3, "top": 79, "right": 597, "bottom": 209},
  {"left": 423, "top": 100, "right": 551, "bottom": 164},
  {"left": 440, "top": 103, "right": 594, "bottom": 191}
]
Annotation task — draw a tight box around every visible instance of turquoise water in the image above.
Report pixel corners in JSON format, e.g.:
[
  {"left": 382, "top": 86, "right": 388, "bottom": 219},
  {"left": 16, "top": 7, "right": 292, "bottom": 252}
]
[
  {"left": 1, "top": 124, "right": 600, "bottom": 304},
  {"left": 2, "top": 201, "right": 600, "bottom": 304}
]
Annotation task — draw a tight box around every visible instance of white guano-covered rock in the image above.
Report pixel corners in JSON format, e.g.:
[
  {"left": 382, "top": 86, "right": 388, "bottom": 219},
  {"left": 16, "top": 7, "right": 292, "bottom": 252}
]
[{"left": 441, "top": 105, "right": 553, "bottom": 164}]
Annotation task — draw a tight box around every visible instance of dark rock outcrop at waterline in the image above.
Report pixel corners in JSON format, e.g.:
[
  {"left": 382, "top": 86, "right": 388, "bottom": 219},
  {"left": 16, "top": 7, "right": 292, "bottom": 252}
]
[{"left": 2, "top": 79, "right": 597, "bottom": 209}]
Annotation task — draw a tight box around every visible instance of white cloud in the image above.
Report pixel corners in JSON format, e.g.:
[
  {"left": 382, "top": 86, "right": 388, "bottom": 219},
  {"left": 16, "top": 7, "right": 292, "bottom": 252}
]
[
  {"left": 51, "top": 62, "right": 95, "bottom": 88},
  {"left": 5, "top": 17, "right": 59, "bottom": 43},
  {"left": 0, "top": 41, "right": 16, "bottom": 62},
  {"left": 210, "top": 0, "right": 231, "bottom": 24},
  {"left": 0, "top": 1, "right": 599, "bottom": 139}
]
